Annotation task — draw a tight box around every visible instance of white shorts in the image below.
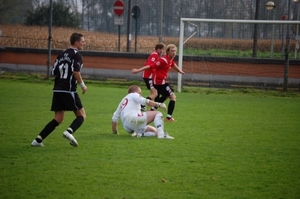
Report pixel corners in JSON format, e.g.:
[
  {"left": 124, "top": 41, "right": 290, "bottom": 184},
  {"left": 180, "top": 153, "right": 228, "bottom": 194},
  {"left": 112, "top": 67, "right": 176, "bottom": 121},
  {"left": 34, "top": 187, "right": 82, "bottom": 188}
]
[{"left": 122, "top": 113, "right": 147, "bottom": 134}]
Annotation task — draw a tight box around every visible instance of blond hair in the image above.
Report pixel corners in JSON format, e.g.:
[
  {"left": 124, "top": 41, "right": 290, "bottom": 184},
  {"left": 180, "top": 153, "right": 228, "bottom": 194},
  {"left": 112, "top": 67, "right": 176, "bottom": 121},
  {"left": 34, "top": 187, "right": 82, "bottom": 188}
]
[{"left": 166, "top": 44, "right": 177, "bottom": 52}]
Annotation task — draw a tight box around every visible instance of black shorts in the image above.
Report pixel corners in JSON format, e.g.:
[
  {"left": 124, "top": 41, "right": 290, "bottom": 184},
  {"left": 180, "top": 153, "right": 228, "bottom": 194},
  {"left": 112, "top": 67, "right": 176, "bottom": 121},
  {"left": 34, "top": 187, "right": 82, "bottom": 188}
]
[
  {"left": 143, "top": 78, "right": 155, "bottom": 90},
  {"left": 51, "top": 92, "right": 83, "bottom": 111},
  {"left": 154, "top": 84, "right": 174, "bottom": 97}
]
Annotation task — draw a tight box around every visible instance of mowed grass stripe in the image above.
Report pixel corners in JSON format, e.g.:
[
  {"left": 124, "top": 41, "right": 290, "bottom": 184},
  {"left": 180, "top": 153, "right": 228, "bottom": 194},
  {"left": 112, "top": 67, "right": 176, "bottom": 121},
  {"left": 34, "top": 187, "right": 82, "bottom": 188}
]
[{"left": 0, "top": 79, "right": 299, "bottom": 199}]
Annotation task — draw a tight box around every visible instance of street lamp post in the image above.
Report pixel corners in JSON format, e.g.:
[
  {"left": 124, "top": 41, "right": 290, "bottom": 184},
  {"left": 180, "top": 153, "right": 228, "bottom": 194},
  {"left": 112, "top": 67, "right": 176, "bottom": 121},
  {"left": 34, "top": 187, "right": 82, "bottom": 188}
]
[
  {"left": 266, "top": 1, "right": 276, "bottom": 58},
  {"left": 283, "top": 0, "right": 299, "bottom": 91},
  {"left": 283, "top": 0, "right": 292, "bottom": 91},
  {"left": 294, "top": 0, "right": 300, "bottom": 59}
]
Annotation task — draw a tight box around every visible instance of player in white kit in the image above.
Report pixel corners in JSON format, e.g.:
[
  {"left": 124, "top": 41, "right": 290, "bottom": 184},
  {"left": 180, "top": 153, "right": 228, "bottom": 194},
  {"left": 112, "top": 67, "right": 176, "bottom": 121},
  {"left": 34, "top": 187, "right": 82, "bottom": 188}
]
[{"left": 111, "top": 85, "right": 174, "bottom": 139}]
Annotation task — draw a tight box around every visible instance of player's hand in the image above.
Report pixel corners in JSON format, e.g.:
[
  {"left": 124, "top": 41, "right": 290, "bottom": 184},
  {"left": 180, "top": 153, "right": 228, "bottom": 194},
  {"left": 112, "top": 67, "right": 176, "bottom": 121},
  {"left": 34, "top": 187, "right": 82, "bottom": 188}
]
[
  {"left": 157, "top": 103, "right": 167, "bottom": 111},
  {"left": 81, "top": 85, "right": 87, "bottom": 94},
  {"left": 131, "top": 68, "right": 139, "bottom": 74}
]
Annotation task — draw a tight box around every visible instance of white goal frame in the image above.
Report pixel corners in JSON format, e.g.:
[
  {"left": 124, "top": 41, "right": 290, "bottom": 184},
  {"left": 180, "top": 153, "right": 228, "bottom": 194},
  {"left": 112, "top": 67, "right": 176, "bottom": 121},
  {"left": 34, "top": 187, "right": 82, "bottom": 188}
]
[{"left": 177, "top": 18, "right": 300, "bottom": 92}]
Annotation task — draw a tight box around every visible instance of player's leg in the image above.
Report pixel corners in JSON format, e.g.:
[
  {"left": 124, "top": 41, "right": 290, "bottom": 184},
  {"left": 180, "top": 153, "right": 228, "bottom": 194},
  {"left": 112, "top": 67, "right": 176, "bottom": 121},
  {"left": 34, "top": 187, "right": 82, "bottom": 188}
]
[
  {"left": 31, "top": 93, "right": 63, "bottom": 147},
  {"left": 151, "top": 85, "right": 167, "bottom": 111},
  {"left": 148, "top": 79, "right": 158, "bottom": 100},
  {"left": 145, "top": 111, "right": 165, "bottom": 137},
  {"left": 137, "top": 125, "right": 157, "bottom": 137},
  {"left": 122, "top": 125, "right": 136, "bottom": 136},
  {"left": 145, "top": 111, "right": 174, "bottom": 139},
  {"left": 65, "top": 108, "right": 85, "bottom": 135},
  {"left": 164, "top": 84, "right": 176, "bottom": 122},
  {"left": 141, "top": 78, "right": 152, "bottom": 111},
  {"left": 62, "top": 93, "right": 85, "bottom": 147},
  {"left": 125, "top": 113, "right": 148, "bottom": 137}
]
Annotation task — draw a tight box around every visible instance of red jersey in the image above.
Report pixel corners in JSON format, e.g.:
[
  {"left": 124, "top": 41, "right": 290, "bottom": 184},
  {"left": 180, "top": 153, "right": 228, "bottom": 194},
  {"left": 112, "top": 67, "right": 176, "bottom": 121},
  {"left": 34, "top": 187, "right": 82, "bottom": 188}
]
[
  {"left": 142, "top": 52, "right": 159, "bottom": 79},
  {"left": 150, "top": 54, "right": 175, "bottom": 85}
]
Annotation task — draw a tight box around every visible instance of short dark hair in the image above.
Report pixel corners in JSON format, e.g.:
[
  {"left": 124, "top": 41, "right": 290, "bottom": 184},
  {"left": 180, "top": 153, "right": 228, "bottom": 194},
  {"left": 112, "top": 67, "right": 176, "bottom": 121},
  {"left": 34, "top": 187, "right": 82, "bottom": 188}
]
[
  {"left": 70, "top": 33, "right": 83, "bottom": 45},
  {"left": 155, "top": 43, "right": 165, "bottom": 50}
]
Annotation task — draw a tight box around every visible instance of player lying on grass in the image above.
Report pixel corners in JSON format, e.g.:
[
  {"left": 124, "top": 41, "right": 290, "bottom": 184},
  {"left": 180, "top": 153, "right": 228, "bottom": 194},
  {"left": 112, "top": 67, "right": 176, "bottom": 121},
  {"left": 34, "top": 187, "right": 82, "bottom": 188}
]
[{"left": 111, "top": 85, "right": 174, "bottom": 139}]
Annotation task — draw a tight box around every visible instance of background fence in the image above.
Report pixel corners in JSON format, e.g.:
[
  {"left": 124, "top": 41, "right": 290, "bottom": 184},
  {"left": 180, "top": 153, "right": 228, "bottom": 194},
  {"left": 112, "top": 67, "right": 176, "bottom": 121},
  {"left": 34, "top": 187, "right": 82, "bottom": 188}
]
[
  {"left": 1, "top": 0, "right": 300, "bottom": 53},
  {"left": 0, "top": 0, "right": 300, "bottom": 89}
]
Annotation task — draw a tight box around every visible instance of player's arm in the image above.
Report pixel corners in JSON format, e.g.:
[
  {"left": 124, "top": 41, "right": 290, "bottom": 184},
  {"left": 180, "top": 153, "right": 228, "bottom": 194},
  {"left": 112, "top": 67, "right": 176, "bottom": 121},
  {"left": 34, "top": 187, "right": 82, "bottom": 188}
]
[
  {"left": 51, "top": 59, "right": 60, "bottom": 77},
  {"left": 146, "top": 99, "right": 167, "bottom": 111},
  {"left": 111, "top": 107, "right": 121, "bottom": 134},
  {"left": 73, "top": 71, "right": 87, "bottom": 94},
  {"left": 111, "top": 121, "right": 118, "bottom": 134},
  {"left": 131, "top": 65, "right": 151, "bottom": 74},
  {"left": 172, "top": 63, "right": 184, "bottom": 74},
  {"left": 135, "top": 93, "right": 167, "bottom": 111}
]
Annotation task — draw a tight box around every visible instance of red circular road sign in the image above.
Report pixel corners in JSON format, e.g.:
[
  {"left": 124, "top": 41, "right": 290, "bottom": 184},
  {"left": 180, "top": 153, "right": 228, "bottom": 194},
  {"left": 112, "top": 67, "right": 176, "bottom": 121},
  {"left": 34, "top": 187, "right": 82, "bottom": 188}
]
[{"left": 113, "top": 0, "right": 125, "bottom": 16}]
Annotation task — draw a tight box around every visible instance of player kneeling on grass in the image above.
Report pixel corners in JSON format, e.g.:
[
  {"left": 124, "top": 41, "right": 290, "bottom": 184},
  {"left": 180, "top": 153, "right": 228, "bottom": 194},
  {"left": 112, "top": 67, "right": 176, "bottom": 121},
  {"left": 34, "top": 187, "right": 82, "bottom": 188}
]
[{"left": 111, "top": 85, "right": 174, "bottom": 139}]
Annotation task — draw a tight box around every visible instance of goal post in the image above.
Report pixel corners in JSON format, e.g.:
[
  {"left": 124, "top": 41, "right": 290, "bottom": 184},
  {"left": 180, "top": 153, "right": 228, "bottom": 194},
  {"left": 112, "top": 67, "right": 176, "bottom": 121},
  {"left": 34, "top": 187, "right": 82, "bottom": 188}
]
[{"left": 177, "top": 18, "right": 300, "bottom": 92}]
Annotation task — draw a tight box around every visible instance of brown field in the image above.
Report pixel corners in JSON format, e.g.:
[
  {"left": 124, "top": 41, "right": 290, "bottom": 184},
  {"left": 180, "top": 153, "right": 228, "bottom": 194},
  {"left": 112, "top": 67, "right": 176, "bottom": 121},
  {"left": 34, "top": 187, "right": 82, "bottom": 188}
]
[
  {"left": 0, "top": 24, "right": 171, "bottom": 52},
  {"left": 0, "top": 24, "right": 292, "bottom": 52},
  {"left": 1, "top": 24, "right": 300, "bottom": 80}
]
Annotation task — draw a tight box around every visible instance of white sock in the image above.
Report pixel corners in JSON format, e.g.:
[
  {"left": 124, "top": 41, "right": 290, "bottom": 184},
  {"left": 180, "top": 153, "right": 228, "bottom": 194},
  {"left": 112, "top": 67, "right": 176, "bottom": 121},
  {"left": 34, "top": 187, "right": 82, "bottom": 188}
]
[
  {"left": 143, "top": 132, "right": 155, "bottom": 137},
  {"left": 154, "top": 112, "right": 164, "bottom": 137}
]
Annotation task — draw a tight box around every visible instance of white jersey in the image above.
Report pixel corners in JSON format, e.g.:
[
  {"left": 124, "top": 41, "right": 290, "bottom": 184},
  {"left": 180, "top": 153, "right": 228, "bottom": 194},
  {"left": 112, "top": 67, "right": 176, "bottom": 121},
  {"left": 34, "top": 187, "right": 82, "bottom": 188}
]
[{"left": 112, "top": 92, "right": 148, "bottom": 133}]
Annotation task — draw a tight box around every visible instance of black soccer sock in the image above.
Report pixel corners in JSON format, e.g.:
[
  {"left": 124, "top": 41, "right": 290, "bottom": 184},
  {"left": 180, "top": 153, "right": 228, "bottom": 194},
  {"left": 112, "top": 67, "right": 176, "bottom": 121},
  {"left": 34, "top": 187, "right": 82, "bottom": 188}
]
[
  {"left": 167, "top": 100, "right": 175, "bottom": 118},
  {"left": 69, "top": 116, "right": 84, "bottom": 134},
  {"left": 141, "top": 97, "right": 152, "bottom": 108},
  {"left": 36, "top": 119, "right": 59, "bottom": 142}
]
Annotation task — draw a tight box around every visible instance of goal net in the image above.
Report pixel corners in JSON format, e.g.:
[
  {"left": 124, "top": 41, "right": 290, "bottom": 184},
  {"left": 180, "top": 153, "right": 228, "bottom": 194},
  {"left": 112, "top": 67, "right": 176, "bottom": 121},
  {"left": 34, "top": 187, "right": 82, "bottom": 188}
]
[{"left": 177, "top": 18, "right": 300, "bottom": 92}]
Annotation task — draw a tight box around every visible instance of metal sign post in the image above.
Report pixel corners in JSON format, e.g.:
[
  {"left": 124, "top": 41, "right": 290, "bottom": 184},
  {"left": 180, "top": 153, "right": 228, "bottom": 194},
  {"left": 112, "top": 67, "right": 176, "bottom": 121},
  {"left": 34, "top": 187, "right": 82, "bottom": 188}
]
[
  {"left": 132, "top": 5, "right": 140, "bottom": 52},
  {"left": 113, "top": 0, "right": 125, "bottom": 52}
]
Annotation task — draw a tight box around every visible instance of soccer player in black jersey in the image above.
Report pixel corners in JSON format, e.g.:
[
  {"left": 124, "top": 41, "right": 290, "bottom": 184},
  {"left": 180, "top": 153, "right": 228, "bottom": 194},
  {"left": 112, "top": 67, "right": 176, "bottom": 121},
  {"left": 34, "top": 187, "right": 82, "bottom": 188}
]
[{"left": 31, "top": 33, "right": 87, "bottom": 147}]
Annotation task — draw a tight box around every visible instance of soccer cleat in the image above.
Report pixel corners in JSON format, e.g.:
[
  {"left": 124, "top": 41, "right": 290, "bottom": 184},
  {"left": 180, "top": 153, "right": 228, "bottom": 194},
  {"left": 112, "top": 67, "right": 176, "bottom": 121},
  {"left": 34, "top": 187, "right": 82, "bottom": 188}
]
[
  {"left": 131, "top": 132, "right": 137, "bottom": 137},
  {"left": 132, "top": 132, "right": 143, "bottom": 138},
  {"left": 150, "top": 107, "right": 157, "bottom": 111},
  {"left": 158, "top": 133, "right": 174, "bottom": 139},
  {"left": 140, "top": 106, "right": 147, "bottom": 112},
  {"left": 136, "top": 133, "right": 145, "bottom": 138},
  {"left": 63, "top": 131, "right": 78, "bottom": 147},
  {"left": 166, "top": 117, "right": 176, "bottom": 122},
  {"left": 31, "top": 139, "right": 44, "bottom": 147}
]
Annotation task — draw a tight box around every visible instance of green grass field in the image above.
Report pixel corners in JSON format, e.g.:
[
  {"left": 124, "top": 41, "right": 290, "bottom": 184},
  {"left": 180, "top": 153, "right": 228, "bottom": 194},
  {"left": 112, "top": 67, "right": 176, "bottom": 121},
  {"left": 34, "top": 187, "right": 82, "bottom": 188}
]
[{"left": 0, "top": 74, "right": 300, "bottom": 199}]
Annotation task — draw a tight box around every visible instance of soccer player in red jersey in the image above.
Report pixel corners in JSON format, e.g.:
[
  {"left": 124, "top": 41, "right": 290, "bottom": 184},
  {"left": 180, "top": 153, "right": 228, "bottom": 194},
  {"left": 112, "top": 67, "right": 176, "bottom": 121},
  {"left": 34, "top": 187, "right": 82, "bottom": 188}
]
[
  {"left": 132, "top": 44, "right": 184, "bottom": 122},
  {"left": 140, "top": 43, "right": 165, "bottom": 111}
]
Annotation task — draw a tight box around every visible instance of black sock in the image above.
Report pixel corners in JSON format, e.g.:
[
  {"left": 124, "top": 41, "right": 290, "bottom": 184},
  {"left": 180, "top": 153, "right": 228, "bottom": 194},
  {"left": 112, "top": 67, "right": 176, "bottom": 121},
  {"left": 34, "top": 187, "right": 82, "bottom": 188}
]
[
  {"left": 69, "top": 116, "right": 84, "bottom": 134},
  {"left": 37, "top": 119, "right": 59, "bottom": 142},
  {"left": 141, "top": 97, "right": 152, "bottom": 108},
  {"left": 167, "top": 100, "right": 175, "bottom": 117}
]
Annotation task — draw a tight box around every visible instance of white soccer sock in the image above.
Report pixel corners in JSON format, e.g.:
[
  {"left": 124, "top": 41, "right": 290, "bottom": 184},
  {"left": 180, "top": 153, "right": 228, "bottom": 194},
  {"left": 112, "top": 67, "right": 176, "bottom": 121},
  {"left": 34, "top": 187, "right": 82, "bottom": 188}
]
[
  {"left": 143, "top": 132, "right": 155, "bottom": 137},
  {"left": 154, "top": 112, "right": 164, "bottom": 137}
]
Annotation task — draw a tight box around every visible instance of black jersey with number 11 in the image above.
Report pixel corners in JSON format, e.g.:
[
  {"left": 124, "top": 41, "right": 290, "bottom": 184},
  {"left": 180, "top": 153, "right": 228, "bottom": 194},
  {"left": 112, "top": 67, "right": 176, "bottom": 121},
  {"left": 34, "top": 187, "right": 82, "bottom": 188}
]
[{"left": 51, "top": 48, "right": 83, "bottom": 93}]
